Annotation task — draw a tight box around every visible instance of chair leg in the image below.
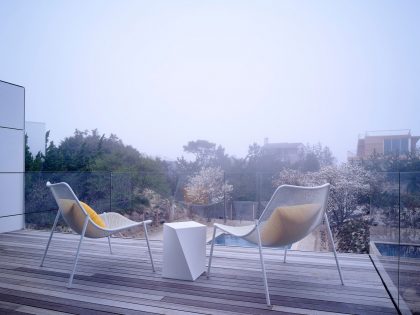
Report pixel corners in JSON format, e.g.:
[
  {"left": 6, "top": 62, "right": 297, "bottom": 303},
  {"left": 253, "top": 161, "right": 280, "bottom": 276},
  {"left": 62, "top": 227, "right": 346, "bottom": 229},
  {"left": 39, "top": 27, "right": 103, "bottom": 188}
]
[
  {"left": 324, "top": 213, "right": 344, "bottom": 285},
  {"left": 143, "top": 221, "right": 155, "bottom": 272},
  {"left": 68, "top": 217, "right": 89, "bottom": 288},
  {"left": 256, "top": 222, "right": 271, "bottom": 307},
  {"left": 283, "top": 247, "right": 288, "bottom": 263},
  {"left": 108, "top": 236, "right": 113, "bottom": 254},
  {"left": 40, "top": 210, "right": 61, "bottom": 267},
  {"left": 207, "top": 225, "right": 217, "bottom": 278}
]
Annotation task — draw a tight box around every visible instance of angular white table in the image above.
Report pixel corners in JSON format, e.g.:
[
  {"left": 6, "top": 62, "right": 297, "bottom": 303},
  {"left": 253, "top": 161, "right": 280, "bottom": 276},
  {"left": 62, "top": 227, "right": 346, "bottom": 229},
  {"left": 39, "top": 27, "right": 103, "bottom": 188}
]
[{"left": 162, "top": 221, "right": 206, "bottom": 281}]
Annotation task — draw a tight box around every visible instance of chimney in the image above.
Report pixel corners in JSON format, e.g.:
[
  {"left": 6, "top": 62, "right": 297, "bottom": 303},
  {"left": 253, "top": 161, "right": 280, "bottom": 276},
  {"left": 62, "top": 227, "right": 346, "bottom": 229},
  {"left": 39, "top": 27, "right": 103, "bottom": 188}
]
[{"left": 264, "top": 137, "right": 269, "bottom": 146}]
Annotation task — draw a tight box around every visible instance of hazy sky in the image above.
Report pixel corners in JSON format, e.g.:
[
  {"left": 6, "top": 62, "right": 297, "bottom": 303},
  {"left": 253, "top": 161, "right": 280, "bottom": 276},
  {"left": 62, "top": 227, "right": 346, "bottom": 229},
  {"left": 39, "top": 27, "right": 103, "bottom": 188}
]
[{"left": 1, "top": 1, "right": 419, "bottom": 162}]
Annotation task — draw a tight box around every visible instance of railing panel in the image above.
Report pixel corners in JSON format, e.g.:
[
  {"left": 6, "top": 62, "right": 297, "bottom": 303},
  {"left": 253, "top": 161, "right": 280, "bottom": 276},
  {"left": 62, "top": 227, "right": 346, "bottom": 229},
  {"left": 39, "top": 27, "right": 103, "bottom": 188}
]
[{"left": 370, "top": 171, "right": 420, "bottom": 315}]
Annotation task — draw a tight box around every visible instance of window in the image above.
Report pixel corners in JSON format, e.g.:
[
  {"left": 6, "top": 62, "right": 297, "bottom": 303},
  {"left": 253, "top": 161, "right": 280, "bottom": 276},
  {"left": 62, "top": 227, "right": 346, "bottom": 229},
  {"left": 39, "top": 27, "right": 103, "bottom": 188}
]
[
  {"left": 401, "top": 138, "right": 409, "bottom": 154},
  {"left": 384, "top": 139, "right": 392, "bottom": 155},
  {"left": 384, "top": 138, "right": 410, "bottom": 155}
]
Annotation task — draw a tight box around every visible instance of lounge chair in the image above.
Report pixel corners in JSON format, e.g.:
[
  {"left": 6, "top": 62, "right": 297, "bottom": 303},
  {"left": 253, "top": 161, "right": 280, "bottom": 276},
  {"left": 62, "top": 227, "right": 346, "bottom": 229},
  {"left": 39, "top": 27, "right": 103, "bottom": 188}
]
[
  {"left": 41, "top": 181, "right": 155, "bottom": 287},
  {"left": 207, "top": 184, "right": 344, "bottom": 307}
]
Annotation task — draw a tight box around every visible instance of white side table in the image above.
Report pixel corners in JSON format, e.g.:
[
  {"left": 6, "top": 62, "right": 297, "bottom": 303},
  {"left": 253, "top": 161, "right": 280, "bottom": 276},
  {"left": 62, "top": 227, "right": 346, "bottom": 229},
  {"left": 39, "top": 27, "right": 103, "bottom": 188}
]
[{"left": 162, "top": 221, "right": 206, "bottom": 281}]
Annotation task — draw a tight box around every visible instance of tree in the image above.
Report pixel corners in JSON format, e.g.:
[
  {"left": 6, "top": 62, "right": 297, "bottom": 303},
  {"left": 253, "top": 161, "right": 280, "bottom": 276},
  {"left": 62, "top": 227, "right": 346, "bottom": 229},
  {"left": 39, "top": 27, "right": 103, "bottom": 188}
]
[
  {"left": 26, "top": 129, "right": 173, "bottom": 229},
  {"left": 246, "top": 143, "right": 262, "bottom": 166},
  {"left": 183, "top": 140, "right": 217, "bottom": 166},
  {"left": 25, "top": 134, "right": 43, "bottom": 172},
  {"left": 359, "top": 150, "right": 420, "bottom": 173},
  {"left": 184, "top": 166, "right": 233, "bottom": 205},
  {"left": 177, "top": 139, "right": 231, "bottom": 173},
  {"left": 295, "top": 143, "right": 335, "bottom": 172},
  {"left": 25, "top": 134, "right": 34, "bottom": 172},
  {"left": 301, "top": 152, "right": 320, "bottom": 172},
  {"left": 32, "top": 152, "right": 44, "bottom": 171},
  {"left": 43, "top": 141, "right": 64, "bottom": 171},
  {"left": 273, "top": 163, "right": 374, "bottom": 253}
]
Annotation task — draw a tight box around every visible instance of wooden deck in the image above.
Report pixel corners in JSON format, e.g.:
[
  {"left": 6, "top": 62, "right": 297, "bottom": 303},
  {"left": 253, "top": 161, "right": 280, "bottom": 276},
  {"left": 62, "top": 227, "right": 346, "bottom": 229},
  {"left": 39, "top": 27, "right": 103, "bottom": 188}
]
[{"left": 0, "top": 230, "right": 397, "bottom": 315}]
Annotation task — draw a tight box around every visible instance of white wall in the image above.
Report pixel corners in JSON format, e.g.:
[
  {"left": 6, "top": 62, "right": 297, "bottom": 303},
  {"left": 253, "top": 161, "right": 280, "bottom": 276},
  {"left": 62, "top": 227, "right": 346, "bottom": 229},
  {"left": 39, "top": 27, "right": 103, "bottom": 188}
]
[
  {"left": 0, "top": 80, "right": 25, "bottom": 233},
  {"left": 25, "top": 121, "right": 46, "bottom": 156},
  {"left": 0, "top": 83, "right": 24, "bottom": 129}
]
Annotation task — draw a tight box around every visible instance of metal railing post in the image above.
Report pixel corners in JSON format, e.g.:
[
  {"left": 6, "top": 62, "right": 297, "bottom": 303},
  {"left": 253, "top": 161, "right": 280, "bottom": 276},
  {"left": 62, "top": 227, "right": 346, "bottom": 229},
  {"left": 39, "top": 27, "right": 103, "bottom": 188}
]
[{"left": 109, "top": 171, "right": 112, "bottom": 212}]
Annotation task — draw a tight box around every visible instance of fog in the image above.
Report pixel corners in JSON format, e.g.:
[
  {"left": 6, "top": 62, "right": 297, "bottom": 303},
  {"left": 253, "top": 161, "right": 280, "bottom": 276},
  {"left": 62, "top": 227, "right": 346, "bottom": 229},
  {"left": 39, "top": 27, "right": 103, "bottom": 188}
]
[{"left": 1, "top": 0, "right": 419, "bottom": 162}]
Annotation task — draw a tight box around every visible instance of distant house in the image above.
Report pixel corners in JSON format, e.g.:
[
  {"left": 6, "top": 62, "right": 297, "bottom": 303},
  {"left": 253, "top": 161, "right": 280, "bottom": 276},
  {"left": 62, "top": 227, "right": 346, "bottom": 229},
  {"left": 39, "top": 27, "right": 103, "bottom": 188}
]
[
  {"left": 261, "top": 138, "right": 304, "bottom": 163},
  {"left": 351, "top": 130, "right": 419, "bottom": 160}
]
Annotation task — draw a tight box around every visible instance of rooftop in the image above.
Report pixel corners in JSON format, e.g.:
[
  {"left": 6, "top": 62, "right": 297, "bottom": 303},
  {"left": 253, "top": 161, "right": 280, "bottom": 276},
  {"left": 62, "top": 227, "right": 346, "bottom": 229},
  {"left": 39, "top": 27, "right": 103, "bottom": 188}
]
[
  {"left": 360, "top": 129, "right": 413, "bottom": 138},
  {"left": 262, "top": 143, "right": 304, "bottom": 150},
  {"left": 0, "top": 230, "right": 397, "bottom": 315}
]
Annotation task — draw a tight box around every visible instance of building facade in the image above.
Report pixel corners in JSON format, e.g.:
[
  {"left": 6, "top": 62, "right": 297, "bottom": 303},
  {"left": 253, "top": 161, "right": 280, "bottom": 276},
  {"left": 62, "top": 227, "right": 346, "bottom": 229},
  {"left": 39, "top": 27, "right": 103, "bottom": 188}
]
[
  {"left": 354, "top": 130, "right": 419, "bottom": 159},
  {"left": 0, "top": 80, "right": 25, "bottom": 233},
  {"left": 261, "top": 138, "right": 304, "bottom": 163}
]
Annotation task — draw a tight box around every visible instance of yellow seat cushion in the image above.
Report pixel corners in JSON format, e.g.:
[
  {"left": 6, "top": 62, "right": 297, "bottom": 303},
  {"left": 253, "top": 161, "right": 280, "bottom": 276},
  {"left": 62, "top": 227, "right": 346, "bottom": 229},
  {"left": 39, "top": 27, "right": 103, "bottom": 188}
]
[
  {"left": 80, "top": 201, "right": 106, "bottom": 228},
  {"left": 260, "top": 203, "right": 321, "bottom": 246}
]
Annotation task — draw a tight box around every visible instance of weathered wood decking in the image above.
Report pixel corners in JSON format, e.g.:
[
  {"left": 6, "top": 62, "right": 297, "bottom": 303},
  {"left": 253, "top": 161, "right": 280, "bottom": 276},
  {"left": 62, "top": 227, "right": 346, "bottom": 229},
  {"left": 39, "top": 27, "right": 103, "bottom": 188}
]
[{"left": 0, "top": 230, "right": 397, "bottom": 315}]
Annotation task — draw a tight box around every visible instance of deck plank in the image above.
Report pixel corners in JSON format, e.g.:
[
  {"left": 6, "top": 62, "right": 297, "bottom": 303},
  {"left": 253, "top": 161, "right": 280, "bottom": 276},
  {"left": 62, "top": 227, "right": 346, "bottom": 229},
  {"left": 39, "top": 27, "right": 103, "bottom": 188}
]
[{"left": 0, "top": 230, "right": 397, "bottom": 315}]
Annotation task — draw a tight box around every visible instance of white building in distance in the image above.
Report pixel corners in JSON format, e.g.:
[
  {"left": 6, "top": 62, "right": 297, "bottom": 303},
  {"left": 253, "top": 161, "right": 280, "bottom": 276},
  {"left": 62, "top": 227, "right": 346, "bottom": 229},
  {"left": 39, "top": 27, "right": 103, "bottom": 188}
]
[{"left": 25, "top": 121, "right": 46, "bottom": 156}]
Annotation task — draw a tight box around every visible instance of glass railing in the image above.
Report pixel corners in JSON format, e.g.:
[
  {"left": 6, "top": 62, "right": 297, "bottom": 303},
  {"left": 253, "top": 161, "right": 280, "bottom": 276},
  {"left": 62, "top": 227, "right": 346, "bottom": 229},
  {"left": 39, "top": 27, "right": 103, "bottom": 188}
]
[
  {"left": 23, "top": 171, "right": 174, "bottom": 237},
  {"left": 1, "top": 169, "right": 418, "bottom": 313},
  {"left": 171, "top": 172, "right": 271, "bottom": 225},
  {"left": 370, "top": 171, "right": 420, "bottom": 315},
  {"left": 18, "top": 171, "right": 281, "bottom": 242},
  {"left": 0, "top": 171, "right": 25, "bottom": 233},
  {"left": 0, "top": 171, "right": 373, "bottom": 247},
  {"left": 18, "top": 171, "right": 360, "bottom": 252}
]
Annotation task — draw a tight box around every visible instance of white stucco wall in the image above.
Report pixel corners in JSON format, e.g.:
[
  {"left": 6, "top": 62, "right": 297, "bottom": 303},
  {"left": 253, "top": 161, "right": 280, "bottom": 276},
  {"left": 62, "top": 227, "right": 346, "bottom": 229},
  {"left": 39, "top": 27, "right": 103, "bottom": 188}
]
[{"left": 0, "top": 80, "right": 25, "bottom": 233}]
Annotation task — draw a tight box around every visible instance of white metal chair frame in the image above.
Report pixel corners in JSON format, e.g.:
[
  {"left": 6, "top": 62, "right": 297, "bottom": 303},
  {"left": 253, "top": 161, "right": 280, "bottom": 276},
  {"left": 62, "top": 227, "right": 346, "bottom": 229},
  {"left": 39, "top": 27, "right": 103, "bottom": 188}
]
[
  {"left": 41, "top": 181, "right": 155, "bottom": 288},
  {"left": 207, "top": 184, "right": 344, "bottom": 307}
]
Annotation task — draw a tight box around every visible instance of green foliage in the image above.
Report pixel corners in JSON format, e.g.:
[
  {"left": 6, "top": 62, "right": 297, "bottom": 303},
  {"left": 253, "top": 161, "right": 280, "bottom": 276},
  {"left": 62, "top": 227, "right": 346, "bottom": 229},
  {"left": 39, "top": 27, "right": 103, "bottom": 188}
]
[
  {"left": 301, "top": 152, "right": 320, "bottom": 172},
  {"left": 358, "top": 152, "right": 420, "bottom": 172},
  {"left": 43, "top": 129, "right": 169, "bottom": 179},
  {"left": 43, "top": 141, "right": 64, "bottom": 171},
  {"left": 25, "top": 134, "right": 43, "bottom": 172},
  {"left": 177, "top": 139, "right": 231, "bottom": 173},
  {"left": 136, "top": 196, "right": 150, "bottom": 207},
  {"left": 25, "top": 129, "right": 173, "bottom": 229},
  {"left": 25, "top": 175, "right": 57, "bottom": 228},
  {"left": 25, "top": 134, "right": 33, "bottom": 171},
  {"left": 357, "top": 152, "right": 420, "bottom": 244},
  {"left": 337, "top": 217, "right": 370, "bottom": 253},
  {"left": 175, "top": 140, "right": 336, "bottom": 204},
  {"left": 295, "top": 143, "right": 335, "bottom": 172}
]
